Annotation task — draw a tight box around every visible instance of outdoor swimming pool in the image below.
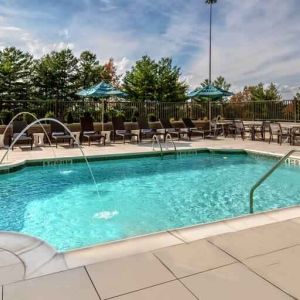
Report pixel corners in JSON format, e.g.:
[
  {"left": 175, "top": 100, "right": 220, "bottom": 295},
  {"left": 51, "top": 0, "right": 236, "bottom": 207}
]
[{"left": 1, "top": 151, "right": 300, "bottom": 251}]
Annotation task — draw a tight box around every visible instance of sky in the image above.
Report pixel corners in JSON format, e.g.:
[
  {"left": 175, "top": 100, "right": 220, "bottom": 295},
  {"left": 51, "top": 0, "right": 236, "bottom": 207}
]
[{"left": 0, "top": 0, "right": 300, "bottom": 98}]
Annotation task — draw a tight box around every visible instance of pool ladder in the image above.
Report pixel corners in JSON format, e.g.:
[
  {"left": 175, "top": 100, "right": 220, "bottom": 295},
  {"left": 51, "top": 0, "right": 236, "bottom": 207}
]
[
  {"left": 152, "top": 134, "right": 177, "bottom": 157},
  {"left": 250, "top": 149, "right": 300, "bottom": 213}
]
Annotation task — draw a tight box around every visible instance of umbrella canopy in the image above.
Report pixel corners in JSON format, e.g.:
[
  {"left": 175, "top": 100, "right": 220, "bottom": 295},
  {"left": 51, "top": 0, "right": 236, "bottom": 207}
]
[
  {"left": 187, "top": 84, "right": 234, "bottom": 130},
  {"left": 187, "top": 84, "right": 233, "bottom": 99},
  {"left": 77, "top": 81, "right": 127, "bottom": 98}
]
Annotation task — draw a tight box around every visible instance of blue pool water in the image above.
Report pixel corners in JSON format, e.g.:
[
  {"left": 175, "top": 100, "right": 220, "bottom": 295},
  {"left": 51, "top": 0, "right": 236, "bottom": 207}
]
[{"left": 1, "top": 152, "right": 300, "bottom": 251}]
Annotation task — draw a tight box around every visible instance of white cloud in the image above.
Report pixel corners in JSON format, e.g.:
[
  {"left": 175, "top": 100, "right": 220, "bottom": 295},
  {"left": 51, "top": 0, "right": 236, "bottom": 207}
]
[
  {"left": 0, "top": 0, "right": 299, "bottom": 99},
  {"left": 0, "top": 19, "right": 74, "bottom": 56},
  {"left": 115, "top": 57, "right": 131, "bottom": 77},
  {"left": 59, "top": 28, "right": 70, "bottom": 40},
  {"left": 185, "top": 0, "right": 300, "bottom": 98}
]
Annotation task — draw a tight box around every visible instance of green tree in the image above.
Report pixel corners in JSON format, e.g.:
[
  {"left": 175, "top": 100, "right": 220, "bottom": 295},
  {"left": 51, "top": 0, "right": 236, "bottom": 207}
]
[
  {"left": 123, "top": 55, "right": 187, "bottom": 102},
  {"left": 34, "top": 49, "right": 78, "bottom": 100},
  {"left": 200, "top": 79, "right": 210, "bottom": 88},
  {"left": 293, "top": 90, "right": 300, "bottom": 101},
  {"left": 249, "top": 83, "right": 281, "bottom": 101},
  {"left": 156, "top": 57, "right": 187, "bottom": 102},
  {"left": 0, "top": 47, "right": 33, "bottom": 100},
  {"left": 77, "top": 51, "right": 102, "bottom": 89},
  {"left": 213, "top": 76, "right": 231, "bottom": 91},
  {"left": 123, "top": 56, "right": 158, "bottom": 101},
  {"left": 200, "top": 76, "right": 231, "bottom": 91}
]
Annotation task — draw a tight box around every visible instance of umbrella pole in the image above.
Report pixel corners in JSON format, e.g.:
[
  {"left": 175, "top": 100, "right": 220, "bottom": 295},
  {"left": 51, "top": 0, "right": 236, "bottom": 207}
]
[
  {"left": 102, "top": 100, "right": 105, "bottom": 132},
  {"left": 209, "top": 101, "right": 212, "bottom": 131}
]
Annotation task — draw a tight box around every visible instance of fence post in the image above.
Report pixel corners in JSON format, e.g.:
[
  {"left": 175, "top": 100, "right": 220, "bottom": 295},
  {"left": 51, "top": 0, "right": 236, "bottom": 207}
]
[{"left": 55, "top": 99, "right": 58, "bottom": 119}]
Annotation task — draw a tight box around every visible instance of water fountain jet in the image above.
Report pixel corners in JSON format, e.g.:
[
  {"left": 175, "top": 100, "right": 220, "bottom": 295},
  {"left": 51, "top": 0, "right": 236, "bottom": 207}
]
[{"left": 0, "top": 118, "right": 101, "bottom": 201}]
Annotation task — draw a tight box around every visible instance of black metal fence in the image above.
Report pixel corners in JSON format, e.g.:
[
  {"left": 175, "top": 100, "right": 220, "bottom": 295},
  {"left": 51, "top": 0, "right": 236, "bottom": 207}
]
[{"left": 0, "top": 99, "right": 299, "bottom": 124}]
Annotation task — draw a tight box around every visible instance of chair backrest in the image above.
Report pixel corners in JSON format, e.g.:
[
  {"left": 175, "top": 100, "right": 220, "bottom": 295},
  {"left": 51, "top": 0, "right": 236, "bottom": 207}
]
[
  {"left": 137, "top": 117, "right": 150, "bottom": 129},
  {"left": 182, "top": 118, "right": 195, "bottom": 128},
  {"left": 50, "top": 121, "right": 66, "bottom": 134},
  {"left": 262, "top": 121, "right": 271, "bottom": 130},
  {"left": 269, "top": 122, "right": 281, "bottom": 133},
  {"left": 112, "top": 117, "right": 126, "bottom": 130},
  {"left": 292, "top": 127, "right": 300, "bottom": 134},
  {"left": 159, "top": 118, "right": 173, "bottom": 129},
  {"left": 234, "top": 120, "right": 245, "bottom": 130},
  {"left": 13, "top": 121, "right": 28, "bottom": 134},
  {"left": 80, "top": 116, "right": 94, "bottom": 131}
]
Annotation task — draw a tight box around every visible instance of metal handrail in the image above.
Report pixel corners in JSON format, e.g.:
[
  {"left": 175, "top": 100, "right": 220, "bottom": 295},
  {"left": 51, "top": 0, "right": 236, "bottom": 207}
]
[
  {"left": 165, "top": 133, "right": 177, "bottom": 153},
  {"left": 152, "top": 135, "right": 163, "bottom": 157},
  {"left": 249, "top": 149, "right": 300, "bottom": 213}
]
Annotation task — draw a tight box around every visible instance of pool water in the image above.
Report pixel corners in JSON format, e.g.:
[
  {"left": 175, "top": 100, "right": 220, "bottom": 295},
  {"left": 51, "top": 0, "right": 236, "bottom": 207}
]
[{"left": 1, "top": 152, "right": 300, "bottom": 251}]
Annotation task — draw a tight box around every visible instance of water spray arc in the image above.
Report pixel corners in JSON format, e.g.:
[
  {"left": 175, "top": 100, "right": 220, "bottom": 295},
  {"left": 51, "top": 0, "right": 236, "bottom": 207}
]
[{"left": 0, "top": 118, "right": 101, "bottom": 201}]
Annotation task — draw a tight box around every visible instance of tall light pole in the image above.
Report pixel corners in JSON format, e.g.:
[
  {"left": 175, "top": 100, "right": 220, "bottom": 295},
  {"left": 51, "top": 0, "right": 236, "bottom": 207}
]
[{"left": 206, "top": 0, "right": 217, "bottom": 84}]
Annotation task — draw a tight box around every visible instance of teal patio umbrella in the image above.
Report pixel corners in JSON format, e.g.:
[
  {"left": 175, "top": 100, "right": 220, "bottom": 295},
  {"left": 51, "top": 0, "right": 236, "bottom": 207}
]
[
  {"left": 187, "top": 84, "right": 234, "bottom": 128},
  {"left": 77, "top": 81, "right": 127, "bottom": 129},
  {"left": 77, "top": 81, "right": 127, "bottom": 98}
]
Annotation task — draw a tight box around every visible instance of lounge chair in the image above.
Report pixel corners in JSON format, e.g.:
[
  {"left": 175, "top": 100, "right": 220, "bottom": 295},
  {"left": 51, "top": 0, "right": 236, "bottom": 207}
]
[
  {"left": 50, "top": 121, "right": 74, "bottom": 148},
  {"left": 182, "top": 118, "right": 219, "bottom": 139},
  {"left": 181, "top": 118, "right": 208, "bottom": 140},
  {"left": 269, "top": 123, "right": 290, "bottom": 145},
  {"left": 112, "top": 117, "right": 139, "bottom": 143},
  {"left": 137, "top": 117, "right": 165, "bottom": 142},
  {"left": 9, "top": 121, "right": 33, "bottom": 150},
  {"left": 80, "top": 116, "right": 106, "bottom": 146},
  {"left": 159, "top": 118, "right": 182, "bottom": 141}
]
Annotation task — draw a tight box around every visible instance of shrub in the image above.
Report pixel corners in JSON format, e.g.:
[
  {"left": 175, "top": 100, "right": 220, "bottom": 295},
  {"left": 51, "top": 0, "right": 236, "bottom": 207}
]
[
  {"left": 0, "top": 110, "right": 13, "bottom": 125},
  {"left": 148, "top": 113, "right": 157, "bottom": 122},
  {"left": 108, "top": 108, "right": 125, "bottom": 120},
  {"left": 131, "top": 108, "right": 139, "bottom": 122},
  {"left": 22, "top": 112, "right": 37, "bottom": 124},
  {"left": 45, "top": 111, "right": 55, "bottom": 119},
  {"left": 65, "top": 112, "right": 74, "bottom": 124}
]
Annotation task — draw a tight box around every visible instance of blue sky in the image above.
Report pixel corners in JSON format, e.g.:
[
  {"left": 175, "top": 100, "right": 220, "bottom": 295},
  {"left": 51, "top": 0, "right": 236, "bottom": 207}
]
[{"left": 0, "top": 0, "right": 300, "bottom": 98}]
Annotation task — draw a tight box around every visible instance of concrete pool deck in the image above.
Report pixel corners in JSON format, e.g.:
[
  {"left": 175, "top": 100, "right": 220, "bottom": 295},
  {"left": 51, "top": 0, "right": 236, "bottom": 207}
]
[
  {"left": 1, "top": 137, "right": 300, "bottom": 299},
  {"left": 2, "top": 213, "right": 300, "bottom": 299},
  {"left": 0, "top": 136, "right": 300, "bottom": 163}
]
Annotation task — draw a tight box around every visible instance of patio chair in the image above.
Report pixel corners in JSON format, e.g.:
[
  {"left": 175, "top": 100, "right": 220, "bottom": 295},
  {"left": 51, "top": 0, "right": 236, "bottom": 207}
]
[
  {"left": 269, "top": 123, "right": 291, "bottom": 145},
  {"left": 181, "top": 118, "right": 207, "bottom": 140},
  {"left": 252, "top": 121, "right": 270, "bottom": 141},
  {"left": 205, "top": 121, "right": 221, "bottom": 139},
  {"left": 50, "top": 121, "right": 75, "bottom": 148},
  {"left": 137, "top": 117, "right": 165, "bottom": 142},
  {"left": 232, "top": 120, "right": 250, "bottom": 140},
  {"left": 159, "top": 118, "right": 182, "bottom": 141},
  {"left": 80, "top": 116, "right": 106, "bottom": 146},
  {"left": 112, "top": 117, "right": 139, "bottom": 143},
  {"left": 291, "top": 127, "right": 300, "bottom": 146},
  {"left": 9, "top": 121, "right": 33, "bottom": 150}
]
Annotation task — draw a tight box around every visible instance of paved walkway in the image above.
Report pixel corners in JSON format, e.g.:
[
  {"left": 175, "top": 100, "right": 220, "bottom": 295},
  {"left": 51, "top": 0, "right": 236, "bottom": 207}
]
[
  {"left": 2, "top": 218, "right": 300, "bottom": 299},
  {"left": 1, "top": 136, "right": 300, "bottom": 166}
]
